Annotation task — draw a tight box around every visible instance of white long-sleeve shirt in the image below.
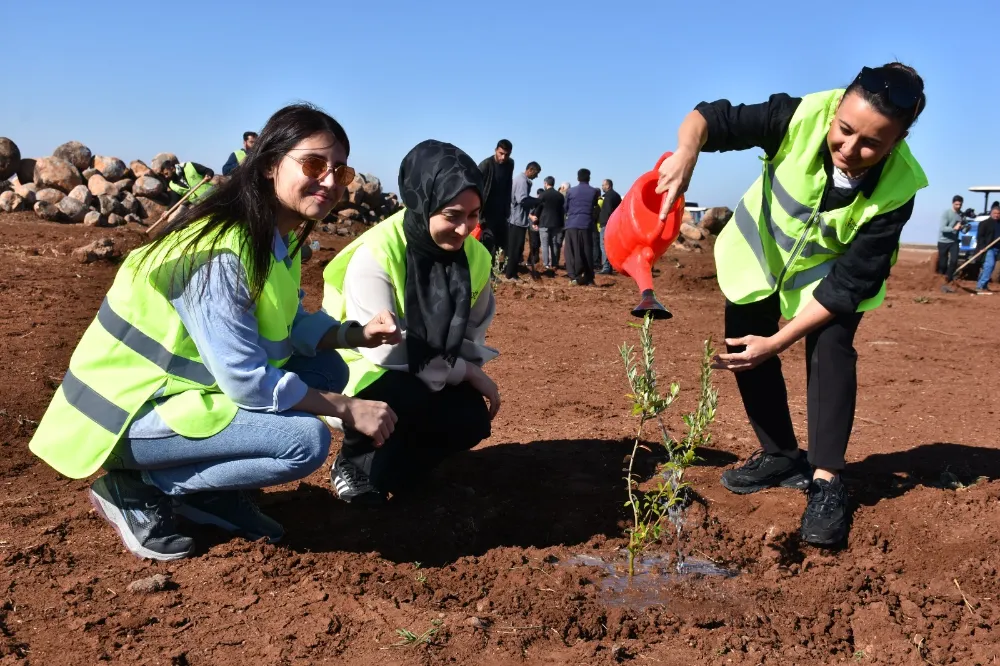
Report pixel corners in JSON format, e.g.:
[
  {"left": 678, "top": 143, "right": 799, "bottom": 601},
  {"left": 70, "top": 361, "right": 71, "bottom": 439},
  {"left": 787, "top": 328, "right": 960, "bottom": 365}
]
[{"left": 341, "top": 244, "right": 498, "bottom": 391}]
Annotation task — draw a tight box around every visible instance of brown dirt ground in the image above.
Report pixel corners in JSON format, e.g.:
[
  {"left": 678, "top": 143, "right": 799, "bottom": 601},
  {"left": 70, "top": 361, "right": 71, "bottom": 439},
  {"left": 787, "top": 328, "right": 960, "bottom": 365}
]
[{"left": 0, "top": 213, "right": 997, "bottom": 665}]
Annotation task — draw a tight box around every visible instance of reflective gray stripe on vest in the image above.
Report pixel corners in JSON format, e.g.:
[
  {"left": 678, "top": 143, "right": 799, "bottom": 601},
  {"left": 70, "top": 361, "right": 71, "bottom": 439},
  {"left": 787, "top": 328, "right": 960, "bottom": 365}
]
[
  {"left": 783, "top": 260, "right": 833, "bottom": 291},
  {"left": 259, "top": 335, "right": 293, "bottom": 362},
  {"left": 816, "top": 214, "right": 839, "bottom": 239},
  {"left": 764, "top": 164, "right": 836, "bottom": 259},
  {"left": 733, "top": 200, "right": 776, "bottom": 288},
  {"left": 760, "top": 189, "right": 797, "bottom": 252},
  {"left": 62, "top": 369, "right": 129, "bottom": 434},
  {"left": 98, "top": 299, "right": 216, "bottom": 386},
  {"left": 767, "top": 163, "right": 813, "bottom": 223}
]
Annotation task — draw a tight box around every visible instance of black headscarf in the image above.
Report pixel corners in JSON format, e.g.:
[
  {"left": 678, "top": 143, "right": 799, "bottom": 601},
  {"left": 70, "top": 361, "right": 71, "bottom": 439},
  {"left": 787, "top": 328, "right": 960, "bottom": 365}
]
[{"left": 398, "top": 140, "right": 484, "bottom": 374}]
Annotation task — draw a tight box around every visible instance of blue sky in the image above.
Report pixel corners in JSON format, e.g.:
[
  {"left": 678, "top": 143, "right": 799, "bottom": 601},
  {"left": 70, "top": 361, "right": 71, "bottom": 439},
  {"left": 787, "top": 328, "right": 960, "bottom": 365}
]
[{"left": 3, "top": 0, "right": 997, "bottom": 242}]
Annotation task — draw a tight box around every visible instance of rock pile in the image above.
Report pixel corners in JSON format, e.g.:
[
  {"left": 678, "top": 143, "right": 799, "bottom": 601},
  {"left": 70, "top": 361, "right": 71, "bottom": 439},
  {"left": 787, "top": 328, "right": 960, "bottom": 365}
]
[
  {"left": 0, "top": 137, "right": 190, "bottom": 227},
  {"left": 1, "top": 136, "right": 403, "bottom": 235},
  {"left": 673, "top": 206, "right": 732, "bottom": 251},
  {"left": 327, "top": 172, "right": 402, "bottom": 229}
]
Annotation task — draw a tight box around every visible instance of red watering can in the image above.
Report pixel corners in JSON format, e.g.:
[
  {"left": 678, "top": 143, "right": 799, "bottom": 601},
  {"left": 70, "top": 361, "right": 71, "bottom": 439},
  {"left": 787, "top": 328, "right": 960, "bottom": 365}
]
[{"left": 605, "top": 152, "right": 685, "bottom": 319}]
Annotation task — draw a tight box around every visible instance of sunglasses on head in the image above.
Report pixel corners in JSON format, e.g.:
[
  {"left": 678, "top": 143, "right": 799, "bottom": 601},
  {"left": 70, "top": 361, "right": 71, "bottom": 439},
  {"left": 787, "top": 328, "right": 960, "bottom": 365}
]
[
  {"left": 855, "top": 67, "right": 921, "bottom": 109},
  {"left": 284, "top": 154, "right": 356, "bottom": 186}
]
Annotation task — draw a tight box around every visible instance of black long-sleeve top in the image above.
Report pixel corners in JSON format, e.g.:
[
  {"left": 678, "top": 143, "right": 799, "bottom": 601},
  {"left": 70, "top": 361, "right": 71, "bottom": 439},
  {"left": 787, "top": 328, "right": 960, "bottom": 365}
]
[{"left": 695, "top": 93, "right": 915, "bottom": 315}]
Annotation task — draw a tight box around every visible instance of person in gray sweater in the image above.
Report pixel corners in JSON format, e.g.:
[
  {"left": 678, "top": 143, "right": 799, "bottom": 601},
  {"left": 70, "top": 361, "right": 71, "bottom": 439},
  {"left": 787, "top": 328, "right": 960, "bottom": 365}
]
[{"left": 937, "top": 194, "right": 964, "bottom": 291}]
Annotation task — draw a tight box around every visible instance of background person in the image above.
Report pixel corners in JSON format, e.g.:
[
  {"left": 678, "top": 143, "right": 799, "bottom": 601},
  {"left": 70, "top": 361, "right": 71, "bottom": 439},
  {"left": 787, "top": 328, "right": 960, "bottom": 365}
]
[
  {"left": 503, "top": 161, "right": 541, "bottom": 281},
  {"left": 223, "top": 131, "right": 258, "bottom": 175},
  {"left": 937, "top": 195, "right": 964, "bottom": 292},
  {"left": 563, "top": 169, "right": 601, "bottom": 285},
  {"left": 597, "top": 178, "right": 622, "bottom": 274},
  {"left": 534, "top": 176, "right": 565, "bottom": 271},
  {"left": 975, "top": 204, "right": 1000, "bottom": 295},
  {"left": 477, "top": 139, "right": 515, "bottom": 260}
]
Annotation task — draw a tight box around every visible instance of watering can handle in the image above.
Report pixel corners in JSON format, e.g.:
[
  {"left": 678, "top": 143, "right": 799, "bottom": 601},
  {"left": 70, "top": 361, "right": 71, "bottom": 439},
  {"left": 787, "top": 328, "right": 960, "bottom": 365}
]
[
  {"left": 654, "top": 151, "right": 673, "bottom": 172},
  {"left": 644, "top": 151, "right": 675, "bottom": 239}
]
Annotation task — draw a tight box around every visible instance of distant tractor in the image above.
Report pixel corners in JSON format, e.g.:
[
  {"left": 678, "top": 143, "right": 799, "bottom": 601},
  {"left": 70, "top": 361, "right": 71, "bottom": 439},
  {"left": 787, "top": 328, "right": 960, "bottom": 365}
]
[{"left": 958, "top": 185, "right": 1000, "bottom": 262}]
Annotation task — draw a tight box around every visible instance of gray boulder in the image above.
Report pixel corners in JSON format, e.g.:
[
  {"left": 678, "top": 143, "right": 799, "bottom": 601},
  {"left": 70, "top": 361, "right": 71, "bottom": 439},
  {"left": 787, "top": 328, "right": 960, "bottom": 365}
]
[
  {"left": 52, "top": 141, "right": 93, "bottom": 172},
  {"left": 0, "top": 137, "right": 20, "bottom": 180}
]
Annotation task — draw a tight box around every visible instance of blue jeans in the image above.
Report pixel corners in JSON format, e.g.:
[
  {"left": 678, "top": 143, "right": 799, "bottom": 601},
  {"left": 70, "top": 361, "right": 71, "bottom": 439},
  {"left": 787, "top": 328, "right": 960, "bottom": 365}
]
[
  {"left": 106, "top": 350, "right": 348, "bottom": 495},
  {"left": 599, "top": 225, "right": 610, "bottom": 271},
  {"left": 977, "top": 248, "right": 998, "bottom": 290}
]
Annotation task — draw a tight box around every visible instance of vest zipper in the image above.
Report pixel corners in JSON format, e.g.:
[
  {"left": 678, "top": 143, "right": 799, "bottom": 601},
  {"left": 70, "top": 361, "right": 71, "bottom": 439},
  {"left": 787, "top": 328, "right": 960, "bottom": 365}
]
[{"left": 774, "top": 184, "right": 830, "bottom": 291}]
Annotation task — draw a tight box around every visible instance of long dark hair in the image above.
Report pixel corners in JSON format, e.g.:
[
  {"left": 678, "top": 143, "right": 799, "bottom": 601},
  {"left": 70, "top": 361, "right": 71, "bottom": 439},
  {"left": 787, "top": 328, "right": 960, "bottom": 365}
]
[
  {"left": 138, "top": 103, "right": 350, "bottom": 302},
  {"left": 845, "top": 62, "right": 927, "bottom": 133}
]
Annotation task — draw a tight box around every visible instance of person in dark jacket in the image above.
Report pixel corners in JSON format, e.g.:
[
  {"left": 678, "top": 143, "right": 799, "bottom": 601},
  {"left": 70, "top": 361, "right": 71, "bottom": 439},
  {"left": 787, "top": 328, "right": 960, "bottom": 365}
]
[
  {"left": 974, "top": 204, "right": 1000, "bottom": 294},
  {"left": 597, "top": 179, "right": 622, "bottom": 274},
  {"left": 532, "top": 176, "right": 565, "bottom": 271},
  {"left": 222, "top": 132, "right": 258, "bottom": 176},
  {"left": 478, "top": 140, "right": 515, "bottom": 261},
  {"left": 563, "top": 169, "right": 601, "bottom": 285},
  {"left": 527, "top": 187, "right": 544, "bottom": 269},
  {"left": 656, "top": 62, "right": 927, "bottom": 546}
]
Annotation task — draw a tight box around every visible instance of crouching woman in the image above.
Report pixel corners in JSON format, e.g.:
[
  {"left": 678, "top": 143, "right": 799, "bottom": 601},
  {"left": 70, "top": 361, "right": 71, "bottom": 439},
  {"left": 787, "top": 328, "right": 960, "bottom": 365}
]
[
  {"left": 28, "top": 104, "right": 399, "bottom": 561},
  {"left": 322, "top": 140, "right": 501, "bottom": 505}
]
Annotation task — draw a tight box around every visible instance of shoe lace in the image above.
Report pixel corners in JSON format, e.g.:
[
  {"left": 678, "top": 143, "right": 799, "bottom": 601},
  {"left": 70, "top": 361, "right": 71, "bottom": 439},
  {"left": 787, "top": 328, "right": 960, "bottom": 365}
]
[
  {"left": 147, "top": 497, "right": 182, "bottom": 536},
  {"left": 739, "top": 450, "right": 766, "bottom": 471},
  {"left": 804, "top": 482, "right": 841, "bottom": 518},
  {"left": 338, "top": 459, "right": 374, "bottom": 492}
]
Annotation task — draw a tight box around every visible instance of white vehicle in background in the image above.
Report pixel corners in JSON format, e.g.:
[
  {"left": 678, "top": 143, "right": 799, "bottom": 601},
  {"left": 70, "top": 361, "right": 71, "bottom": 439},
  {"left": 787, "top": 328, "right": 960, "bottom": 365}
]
[{"left": 684, "top": 202, "right": 709, "bottom": 225}]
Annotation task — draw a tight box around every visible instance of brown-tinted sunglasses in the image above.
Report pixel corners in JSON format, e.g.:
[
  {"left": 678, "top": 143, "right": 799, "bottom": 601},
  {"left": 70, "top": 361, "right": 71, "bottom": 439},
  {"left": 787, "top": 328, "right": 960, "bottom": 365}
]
[{"left": 284, "top": 154, "right": 356, "bottom": 186}]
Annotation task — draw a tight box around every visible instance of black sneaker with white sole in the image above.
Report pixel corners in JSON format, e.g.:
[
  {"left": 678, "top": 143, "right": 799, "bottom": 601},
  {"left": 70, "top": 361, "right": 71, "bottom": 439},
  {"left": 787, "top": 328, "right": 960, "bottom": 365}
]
[
  {"left": 720, "top": 449, "right": 812, "bottom": 495},
  {"left": 331, "top": 452, "right": 387, "bottom": 506},
  {"left": 800, "top": 477, "right": 849, "bottom": 546},
  {"left": 89, "top": 470, "right": 195, "bottom": 561},
  {"left": 175, "top": 490, "right": 284, "bottom": 543}
]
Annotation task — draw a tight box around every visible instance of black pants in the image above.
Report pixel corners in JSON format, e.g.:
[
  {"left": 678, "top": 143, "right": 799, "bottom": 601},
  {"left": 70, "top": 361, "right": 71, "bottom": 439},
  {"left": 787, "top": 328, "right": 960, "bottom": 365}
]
[
  {"left": 481, "top": 215, "right": 508, "bottom": 261},
  {"left": 591, "top": 229, "right": 603, "bottom": 270},
  {"left": 342, "top": 370, "right": 491, "bottom": 493},
  {"left": 725, "top": 294, "right": 862, "bottom": 471},
  {"left": 528, "top": 227, "right": 540, "bottom": 266},
  {"left": 937, "top": 241, "right": 958, "bottom": 282},
  {"left": 564, "top": 228, "right": 594, "bottom": 283},
  {"left": 504, "top": 224, "right": 529, "bottom": 278}
]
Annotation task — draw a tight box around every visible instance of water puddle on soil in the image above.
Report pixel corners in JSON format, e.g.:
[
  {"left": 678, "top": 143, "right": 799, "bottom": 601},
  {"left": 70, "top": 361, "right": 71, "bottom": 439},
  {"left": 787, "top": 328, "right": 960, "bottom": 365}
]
[{"left": 561, "top": 552, "right": 738, "bottom": 610}]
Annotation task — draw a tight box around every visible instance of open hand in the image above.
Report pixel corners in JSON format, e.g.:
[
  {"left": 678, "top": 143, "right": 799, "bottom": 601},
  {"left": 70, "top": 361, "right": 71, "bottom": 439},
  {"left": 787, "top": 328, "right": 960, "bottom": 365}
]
[
  {"left": 362, "top": 310, "right": 402, "bottom": 347},
  {"left": 655, "top": 148, "right": 698, "bottom": 220},
  {"left": 712, "top": 335, "right": 779, "bottom": 372}
]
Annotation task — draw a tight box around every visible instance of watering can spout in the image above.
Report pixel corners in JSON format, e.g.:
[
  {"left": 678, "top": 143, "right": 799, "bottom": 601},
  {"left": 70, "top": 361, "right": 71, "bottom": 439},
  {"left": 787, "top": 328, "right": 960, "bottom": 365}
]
[
  {"left": 633, "top": 290, "right": 672, "bottom": 320},
  {"left": 604, "top": 152, "right": 685, "bottom": 320}
]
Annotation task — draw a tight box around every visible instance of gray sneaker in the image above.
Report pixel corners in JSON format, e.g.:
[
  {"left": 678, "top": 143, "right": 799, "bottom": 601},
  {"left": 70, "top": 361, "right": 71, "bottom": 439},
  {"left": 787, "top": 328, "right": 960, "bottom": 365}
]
[
  {"left": 175, "top": 491, "right": 284, "bottom": 543},
  {"left": 331, "top": 452, "right": 387, "bottom": 505},
  {"left": 89, "top": 471, "right": 195, "bottom": 561}
]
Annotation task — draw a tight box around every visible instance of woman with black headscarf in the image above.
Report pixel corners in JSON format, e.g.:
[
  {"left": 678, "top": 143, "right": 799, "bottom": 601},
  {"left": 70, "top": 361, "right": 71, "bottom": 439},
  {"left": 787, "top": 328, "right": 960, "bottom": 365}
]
[{"left": 322, "top": 140, "right": 500, "bottom": 504}]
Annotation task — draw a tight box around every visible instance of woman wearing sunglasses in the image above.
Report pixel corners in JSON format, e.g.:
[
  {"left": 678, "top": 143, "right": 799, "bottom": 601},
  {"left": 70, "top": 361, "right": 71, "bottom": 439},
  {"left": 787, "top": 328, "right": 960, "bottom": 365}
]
[
  {"left": 322, "top": 140, "right": 500, "bottom": 505},
  {"left": 28, "top": 104, "right": 401, "bottom": 560},
  {"left": 655, "top": 62, "right": 927, "bottom": 546}
]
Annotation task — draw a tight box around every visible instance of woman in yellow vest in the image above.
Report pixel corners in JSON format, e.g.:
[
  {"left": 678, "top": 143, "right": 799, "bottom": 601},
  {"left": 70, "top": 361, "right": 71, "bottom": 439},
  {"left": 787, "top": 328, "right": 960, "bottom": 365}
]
[
  {"left": 655, "top": 62, "right": 927, "bottom": 546},
  {"left": 28, "top": 104, "right": 400, "bottom": 561},
  {"left": 322, "top": 140, "right": 500, "bottom": 505}
]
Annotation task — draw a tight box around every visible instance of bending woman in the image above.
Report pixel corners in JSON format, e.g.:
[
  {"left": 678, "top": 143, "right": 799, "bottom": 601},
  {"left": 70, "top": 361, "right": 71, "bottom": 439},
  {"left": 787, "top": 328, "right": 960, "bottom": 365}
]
[
  {"left": 29, "top": 104, "right": 399, "bottom": 561},
  {"left": 323, "top": 140, "right": 500, "bottom": 505},
  {"left": 656, "top": 63, "right": 928, "bottom": 546}
]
